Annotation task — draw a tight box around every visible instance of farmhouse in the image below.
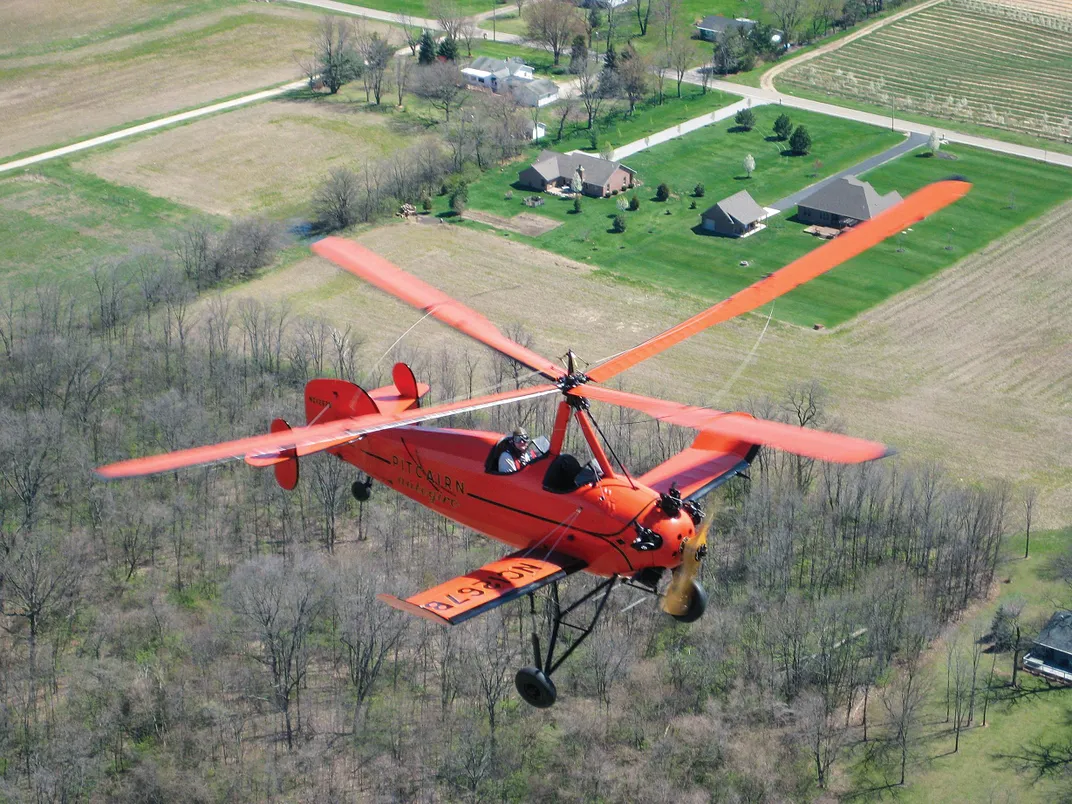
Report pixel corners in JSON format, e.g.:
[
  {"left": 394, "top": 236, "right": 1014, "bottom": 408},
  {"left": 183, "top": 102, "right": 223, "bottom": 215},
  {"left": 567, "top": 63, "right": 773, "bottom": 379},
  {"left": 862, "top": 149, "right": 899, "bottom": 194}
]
[
  {"left": 695, "top": 15, "right": 755, "bottom": 41},
  {"left": 796, "top": 176, "right": 903, "bottom": 228},
  {"left": 461, "top": 56, "right": 559, "bottom": 107},
  {"left": 1023, "top": 610, "right": 1072, "bottom": 684},
  {"left": 700, "top": 190, "right": 768, "bottom": 237},
  {"left": 518, "top": 151, "right": 637, "bottom": 198}
]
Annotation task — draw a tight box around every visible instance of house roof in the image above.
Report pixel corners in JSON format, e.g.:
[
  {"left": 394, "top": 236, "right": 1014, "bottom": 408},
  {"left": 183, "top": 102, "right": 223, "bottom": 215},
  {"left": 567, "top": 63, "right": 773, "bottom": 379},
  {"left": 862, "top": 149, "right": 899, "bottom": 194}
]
[
  {"left": 1035, "top": 611, "right": 1072, "bottom": 653},
  {"left": 466, "top": 56, "right": 531, "bottom": 79},
  {"left": 797, "top": 176, "right": 903, "bottom": 222},
  {"left": 526, "top": 150, "right": 634, "bottom": 186},
  {"left": 702, "top": 190, "right": 766, "bottom": 225},
  {"left": 696, "top": 15, "right": 756, "bottom": 34},
  {"left": 511, "top": 78, "right": 559, "bottom": 102}
]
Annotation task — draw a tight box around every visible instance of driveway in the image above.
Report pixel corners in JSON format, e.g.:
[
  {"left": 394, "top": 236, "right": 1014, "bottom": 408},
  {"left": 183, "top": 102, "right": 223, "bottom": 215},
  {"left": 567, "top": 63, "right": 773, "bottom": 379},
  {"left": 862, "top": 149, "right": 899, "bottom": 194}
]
[{"left": 769, "top": 131, "right": 928, "bottom": 212}]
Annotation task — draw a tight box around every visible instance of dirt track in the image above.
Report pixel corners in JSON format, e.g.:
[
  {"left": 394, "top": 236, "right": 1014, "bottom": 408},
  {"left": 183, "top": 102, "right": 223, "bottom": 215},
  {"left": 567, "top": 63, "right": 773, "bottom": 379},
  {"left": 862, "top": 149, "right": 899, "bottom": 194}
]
[{"left": 221, "top": 205, "right": 1072, "bottom": 526}]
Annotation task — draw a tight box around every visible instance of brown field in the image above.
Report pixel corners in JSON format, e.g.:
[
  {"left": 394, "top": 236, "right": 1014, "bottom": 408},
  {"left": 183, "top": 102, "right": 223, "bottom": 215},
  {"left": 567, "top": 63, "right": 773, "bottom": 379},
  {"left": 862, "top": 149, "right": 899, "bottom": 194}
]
[
  {"left": 0, "top": 0, "right": 232, "bottom": 56},
  {"left": 0, "top": 4, "right": 398, "bottom": 159},
  {"left": 214, "top": 204, "right": 1072, "bottom": 526},
  {"left": 80, "top": 100, "right": 420, "bottom": 217}
]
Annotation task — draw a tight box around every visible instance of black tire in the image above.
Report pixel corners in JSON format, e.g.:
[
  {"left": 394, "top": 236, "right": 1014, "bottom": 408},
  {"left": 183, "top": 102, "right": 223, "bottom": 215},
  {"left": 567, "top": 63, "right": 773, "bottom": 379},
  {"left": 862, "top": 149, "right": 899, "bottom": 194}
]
[
  {"left": 351, "top": 480, "right": 371, "bottom": 502},
  {"left": 670, "top": 579, "right": 708, "bottom": 624},
  {"left": 515, "top": 666, "right": 557, "bottom": 708}
]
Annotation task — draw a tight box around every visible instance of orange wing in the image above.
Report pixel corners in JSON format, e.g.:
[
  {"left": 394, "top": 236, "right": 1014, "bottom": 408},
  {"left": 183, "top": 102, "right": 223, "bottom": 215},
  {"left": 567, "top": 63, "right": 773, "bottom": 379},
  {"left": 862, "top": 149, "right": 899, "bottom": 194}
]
[
  {"left": 96, "top": 384, "right": 558, "bottom": 479},
  {"left": 572, "top": 385, "right": 891, "bottom": 464},
  {"left": 312, "top": 237, "right": 566, "bottom": 381},
  {"left": 378, "top": 550, "right": 585, "bottom": 626},
  {"left": 586, "top": 179, "right": 971, "bottom": 383}
]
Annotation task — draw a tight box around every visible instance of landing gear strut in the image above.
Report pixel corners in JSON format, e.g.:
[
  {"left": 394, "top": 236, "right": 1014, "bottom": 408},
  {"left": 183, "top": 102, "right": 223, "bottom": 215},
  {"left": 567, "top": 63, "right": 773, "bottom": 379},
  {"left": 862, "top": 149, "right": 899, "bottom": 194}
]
[{"left": 515, "top": 576, "right": 618, "bottom": 708}]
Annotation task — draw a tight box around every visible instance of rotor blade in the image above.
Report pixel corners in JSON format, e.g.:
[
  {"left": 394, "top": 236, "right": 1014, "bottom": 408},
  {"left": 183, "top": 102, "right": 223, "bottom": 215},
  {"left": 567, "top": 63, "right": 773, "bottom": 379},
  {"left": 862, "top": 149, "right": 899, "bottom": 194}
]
[
  {"left": 571, "top": 385, "right": 891, "bottom": 464},
  {"left": 312, "top": 237, "right": 566, "bottom": 381},
  {"left": 96, "top": 385, "right": 559, "bottom": 479},
  {"left": 586, "top": 179, "right": 971, "bottom": 383}
]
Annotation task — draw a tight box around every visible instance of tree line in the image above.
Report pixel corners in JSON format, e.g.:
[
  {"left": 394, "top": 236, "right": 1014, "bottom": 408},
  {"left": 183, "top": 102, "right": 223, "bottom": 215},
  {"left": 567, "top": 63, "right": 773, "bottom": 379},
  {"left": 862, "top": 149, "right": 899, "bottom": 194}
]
[{"left": 0, "top": 259, "right": 1026, "bottom": 799}]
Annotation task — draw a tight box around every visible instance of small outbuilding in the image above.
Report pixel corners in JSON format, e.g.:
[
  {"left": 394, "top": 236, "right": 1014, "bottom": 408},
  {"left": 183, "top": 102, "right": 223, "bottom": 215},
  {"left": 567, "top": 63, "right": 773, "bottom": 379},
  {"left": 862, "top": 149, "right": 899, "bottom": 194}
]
[
  {"left": 518, "top": 150, "right": 637, "bottom": 198},
  {"left": 796, "top": 176, "right": 902, "bottom": 229},
  {"left": 1023, "top": 610, "right": 1072, "bottom": 684},
  {"left": 700, "top": 190, "right": 768, "bottom": 237},
  {"left": 695, "top": 15, "right": 755, "bottom": 41}
]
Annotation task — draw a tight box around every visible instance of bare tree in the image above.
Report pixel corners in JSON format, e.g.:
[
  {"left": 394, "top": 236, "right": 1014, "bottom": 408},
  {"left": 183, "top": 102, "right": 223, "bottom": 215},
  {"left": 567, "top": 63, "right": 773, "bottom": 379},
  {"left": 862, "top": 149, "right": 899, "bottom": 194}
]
[
  {"left": 667, "top": 28, "right": 694, "bottom": 97},
  {"left": 1022, "top": 484, "right": 1038, "bottom": 559},
  {"left": 226, "top": 553, "right": 327, "bottom": 750},
  {"left": 312, "top": 168, "right": 362, "bottom": 231},
  {"left": 523, "top": 0, "right": 582, "bottom": 65},
  {"left": 399, "top": 15, "right": 422, "bottom": 55},
  {"left": 432, "top": 0, "right": 466, "bottom": 40},
  {"left": 577, "top": 58, "right": 606, "bottom": 129},
  {"left": 357, "top": 30, "right": 395, "bottom": 104},
  {"left": 393, "top": 56, "right": 411, "bottom": 107},
  {"left": 881, "top": 664, "right": 928, "bottom": 785},
  {"left": 764, "top": 0, "right": 806, "bottom": 45},
  {"left": 633, "top": 0, "right": 653, "bottom": 36},
  {"left": 551, "top": 93, "right": 578, "bottom": 141},
  {"left": 616, "top": 48, "right": 651, "bottom": 115},
  {"left": 413, "top": 61, "right": 468, "bottom": 122},
  {"left": 304, "top": 16, "right": 361, "bottom": 95}
]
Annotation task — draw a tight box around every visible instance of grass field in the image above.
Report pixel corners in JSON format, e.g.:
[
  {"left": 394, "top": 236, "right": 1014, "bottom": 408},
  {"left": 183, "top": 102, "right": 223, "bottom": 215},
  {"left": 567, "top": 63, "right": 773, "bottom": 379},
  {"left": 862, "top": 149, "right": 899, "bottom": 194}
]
[
  {"left": 778, "top": 0, "right": 1072, "bottom": 144},
  {"left": 454, "top": 111, "right": 1072, "bottom": 328},
  {"left": 0, "top": 4, "right": 402, "bottom": 160},
  {"left": 80, "top": 98, "right": 423, "bottom": 218},
  {"left": 0, "top": 162, "right": 206, "bottom": 292},
  {"left": 844, "top": 527, "right": 1072, "bottom": 801}
]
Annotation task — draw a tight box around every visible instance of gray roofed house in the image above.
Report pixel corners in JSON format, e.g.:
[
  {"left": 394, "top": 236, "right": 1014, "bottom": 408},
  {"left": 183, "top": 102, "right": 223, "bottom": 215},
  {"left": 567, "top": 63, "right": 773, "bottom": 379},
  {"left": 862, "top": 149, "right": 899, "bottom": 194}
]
[
  {"left": 700, "top": 190, "right": 768, "bottom": 237},
  {"left": 1024, "top": 610, "right": 1072, "bottom": 684},
  {"left": 518, "top": 150, "right": 637, "bottom": 198},
  {"left": 696, "top": 15, "right": 755, "bottom": 41},
  {"left": 510, "top": 78, "right": 560, "bottom": 108},
  {"left": 796, "top": 176, "right": 903, "bottom": 229}
]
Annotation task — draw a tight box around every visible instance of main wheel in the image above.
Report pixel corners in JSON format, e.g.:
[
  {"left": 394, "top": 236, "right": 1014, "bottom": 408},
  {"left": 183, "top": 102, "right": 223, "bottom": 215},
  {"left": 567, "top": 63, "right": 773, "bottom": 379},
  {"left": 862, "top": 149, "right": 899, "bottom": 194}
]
[
  {"left": 515, "top": 666, "right": 557, "bottom": 708},
  {"left": 351, "top": 480, "right": 371, "bottom": 502},
  {"left": 670, "top": 579, "right": 708, "bottom": 624}
]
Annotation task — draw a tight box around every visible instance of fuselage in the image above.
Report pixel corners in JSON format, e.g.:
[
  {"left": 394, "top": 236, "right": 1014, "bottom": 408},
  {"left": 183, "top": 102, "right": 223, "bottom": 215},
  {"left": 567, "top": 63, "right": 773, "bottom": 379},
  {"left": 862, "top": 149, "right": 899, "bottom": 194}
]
[{"left": 335, "top": 426, "right": 695, "bottom": 577}]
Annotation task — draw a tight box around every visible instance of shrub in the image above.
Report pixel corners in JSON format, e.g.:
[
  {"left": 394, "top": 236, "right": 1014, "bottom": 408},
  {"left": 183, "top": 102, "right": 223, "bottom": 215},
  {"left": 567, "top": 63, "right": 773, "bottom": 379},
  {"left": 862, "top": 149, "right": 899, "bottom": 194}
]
[
  {"left": 773, "top": 113, "right": 792, "bottom": 140},
  {"left": 655, "top": 183, "right": 670, "bottom": 202},
  {"left": 612, "top": 213, "right": 627, "bottom": 233},
  {"left": 436, "top": 37, "right": 459, "bottom": 62},
  {"left": 616, "top": 197, "right": 629, "bottom": 211},
  {"left": 449, "top": 184, "right": 468, "bottom": 214},
  {"left": 504, "top": 190, "right": 514, "bottom": 200},
  {"left": 573, "top": 196, "right": 582, "bottom": 214},
  {"left": 689, "top": 200, "right": 697, "bottom": 209},
  {"left": 743, "top": 153, "right": 755, "bottom": 178},
  {"left": 694, "top": 182, "right": 705, "bottom": 198},
  {"left": 789, "top": 125, "right": 812, "bottom": 155},
  {"left": 421, "top": 195, "right": 433, "bottom": 212},
  {"left": 628, "top": 194, "right": 640, "bottom": 211},
  {"left": 986, "top": 603, "right": 1023, "bottom": 651},
  {"left": 312, "top": 168, "right": 361, "bottom": 231},
  {"left": 734, "top": 107, "right": 756, "bottom": 131}
]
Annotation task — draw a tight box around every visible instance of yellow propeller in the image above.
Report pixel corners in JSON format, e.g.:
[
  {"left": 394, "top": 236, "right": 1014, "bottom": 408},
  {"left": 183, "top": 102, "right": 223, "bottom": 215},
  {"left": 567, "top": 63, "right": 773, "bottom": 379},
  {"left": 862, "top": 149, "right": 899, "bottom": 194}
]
[{"left": 660, "top": 517, "right": 710, "bottom": 617}]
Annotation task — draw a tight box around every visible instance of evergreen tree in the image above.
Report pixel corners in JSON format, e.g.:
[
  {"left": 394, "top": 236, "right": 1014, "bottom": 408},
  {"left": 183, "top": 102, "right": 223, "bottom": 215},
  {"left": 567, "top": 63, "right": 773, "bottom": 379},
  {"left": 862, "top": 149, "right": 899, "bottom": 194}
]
[
  {"left": 773, "top": 113, "right": 792, "bottom": 140},
  {"left": 418, "top": 31, "right": 436, "bottom": 64},
  {"left": 789, "top": 125, "right": 812, "bottom": 155},
  {"left": 734, "top": 107, "right": 756, "bottom": 130},
  {"left": 603, "top": 43, "right": 618, "bottom": 73},
  {"left": 569, "top": 35, "right": 587, "bottom": 74},
  {"left": 437, "top": 37, "right": 459, "bottom": 62}
]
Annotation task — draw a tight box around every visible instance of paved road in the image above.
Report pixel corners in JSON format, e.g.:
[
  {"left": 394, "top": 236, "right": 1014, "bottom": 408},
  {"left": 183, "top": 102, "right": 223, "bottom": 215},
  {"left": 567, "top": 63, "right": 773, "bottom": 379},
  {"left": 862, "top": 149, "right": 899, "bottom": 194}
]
[
  {"left": 684, "top": 72, "right": 1072, "bottom": 170},
  {"left": 0, "top": 79, "right": 308, "bottom": 175},
  {"left": 280, "top": 0, "right": 526, "bottom": 42},
  {"left": 769, "top": 131, "right": 929, "bottom": 212},
  {"left": 611, "top": 98, "right": 768, "bottom": 161}
]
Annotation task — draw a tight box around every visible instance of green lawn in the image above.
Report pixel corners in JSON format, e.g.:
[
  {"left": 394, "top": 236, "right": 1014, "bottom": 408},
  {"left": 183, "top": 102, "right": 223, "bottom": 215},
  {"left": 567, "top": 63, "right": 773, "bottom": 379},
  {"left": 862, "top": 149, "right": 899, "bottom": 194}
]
[
  {"left": 468, "top": 39, "right": 564, "bottom": 76},
  {"left": 451, "top": 104, "right": 1072, "bottom": 327},
  {"left": 846, "top": 527, "right": 1072, "bottom": 801},
  {"left": 0, "top": 162, "right": 208, "bottom": 293}
]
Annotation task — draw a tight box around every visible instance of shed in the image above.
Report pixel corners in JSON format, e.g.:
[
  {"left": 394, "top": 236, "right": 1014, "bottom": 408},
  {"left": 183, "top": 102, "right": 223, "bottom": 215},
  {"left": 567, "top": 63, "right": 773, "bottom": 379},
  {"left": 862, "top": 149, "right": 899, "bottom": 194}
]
[
  {"left": 700, "top": 190, "right": 768, "bottom": 237},
  {"left": 695, "top": 15, "right": 755, "bottom": 41},
  {"left": 1024, "top": 611, "right": 1072, "bottom": 684}
]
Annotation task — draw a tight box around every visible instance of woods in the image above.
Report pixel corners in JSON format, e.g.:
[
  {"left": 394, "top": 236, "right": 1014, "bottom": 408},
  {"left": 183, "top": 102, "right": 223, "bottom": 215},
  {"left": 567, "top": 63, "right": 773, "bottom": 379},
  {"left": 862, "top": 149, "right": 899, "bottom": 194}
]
[{"left": 0, "top": 258, "right": 1014, "bottom": 800}]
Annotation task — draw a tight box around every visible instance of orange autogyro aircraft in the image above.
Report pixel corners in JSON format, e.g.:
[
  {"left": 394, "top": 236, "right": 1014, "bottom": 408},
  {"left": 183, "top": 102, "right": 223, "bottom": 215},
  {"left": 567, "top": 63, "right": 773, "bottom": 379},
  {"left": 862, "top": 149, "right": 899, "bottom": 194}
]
[{"left": 98, "top": 179, "right": 970, "bottom": 708}]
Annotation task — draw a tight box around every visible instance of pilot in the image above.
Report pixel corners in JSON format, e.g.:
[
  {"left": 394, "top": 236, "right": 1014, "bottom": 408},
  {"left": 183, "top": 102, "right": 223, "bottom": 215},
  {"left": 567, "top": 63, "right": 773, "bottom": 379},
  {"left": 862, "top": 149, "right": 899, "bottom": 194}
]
[{"left": 498, "top": 427, "right": 542, "bottom": 474}]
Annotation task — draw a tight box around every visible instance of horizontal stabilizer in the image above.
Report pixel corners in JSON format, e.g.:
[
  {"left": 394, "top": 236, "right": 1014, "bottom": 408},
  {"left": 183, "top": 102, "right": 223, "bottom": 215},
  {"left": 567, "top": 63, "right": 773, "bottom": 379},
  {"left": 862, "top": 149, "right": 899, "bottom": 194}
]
[{"left": 378, "top": 550, "right": 585, "bottom": 626}]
